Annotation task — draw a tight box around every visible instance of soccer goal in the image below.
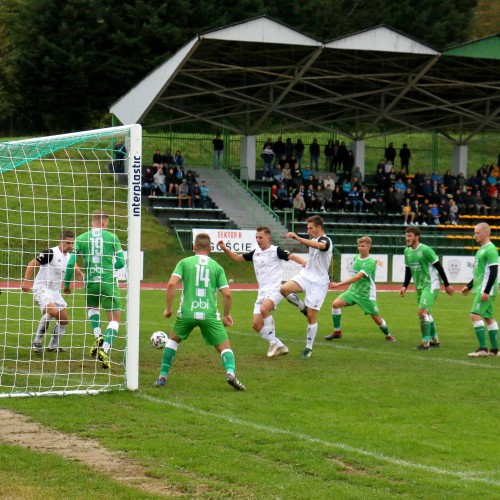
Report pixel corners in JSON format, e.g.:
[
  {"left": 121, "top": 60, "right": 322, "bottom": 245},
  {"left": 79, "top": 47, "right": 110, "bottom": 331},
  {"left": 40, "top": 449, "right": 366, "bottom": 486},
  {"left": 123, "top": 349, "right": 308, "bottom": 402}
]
[{"left": 0, "top": 125, "right": 142, "bottom": 397}]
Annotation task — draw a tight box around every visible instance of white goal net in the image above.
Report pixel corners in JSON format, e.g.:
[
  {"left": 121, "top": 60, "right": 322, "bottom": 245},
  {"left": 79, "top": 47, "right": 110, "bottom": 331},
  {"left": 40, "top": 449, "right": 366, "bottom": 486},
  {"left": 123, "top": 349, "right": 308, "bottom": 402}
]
[{"left": 0, "top": 125, "right": 141, "bottom": 397}]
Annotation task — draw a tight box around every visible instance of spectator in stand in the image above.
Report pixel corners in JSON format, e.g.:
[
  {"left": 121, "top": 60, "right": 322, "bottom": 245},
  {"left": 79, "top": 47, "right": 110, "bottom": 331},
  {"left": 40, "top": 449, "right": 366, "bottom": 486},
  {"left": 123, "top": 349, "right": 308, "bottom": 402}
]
[
  {"left": 153, "top": 166, "right": 167, "bottom": 195},
  {"left": 212, "top": 133, "right": 224, "bottom": 168},
  {"left": 323, "top": 184, "right": 333, "bottom": 211},
  {"left": 324, "top": 140, "right": 335, "bottom": 172},
  {"left": 373, "top": 196, "right": 387, "bottom": 217},
  {"left": 338, "top": 141, "right": 348, "bottom": 173},
  {"left": 473, "top": 190, "right": 488, "bottom": 215},
  {"left": 284, "top": 138, "right": 294, "bottom": 160},
  {"left": 342, "top": 178, "right": 351, "bottom": 196},
  {"left": 348, "top": 186, "right": 363, "bottom": 213},
  {"left": 467, "top": 172, "right": 480, "bottom": 191},
  {"left": 173, "top": 150, "right": 185, "bottom": 175},
  {"left": 191, "top": 181, "right": 202, "bottom": 208},
  {"left": 384, "top": 142, "right": 396, "bottom": 166},
  {"left": 399, "top": 143, "right": 411, "bottom": 173},
  {"left": 443, "top": 169, "right": 457, "bottom": 191},
  {"left": 394, "top": 177, "right": 406, "bottom": 193},
  {"left": 294, "top": 138, "right": 305, "bottom": 166},
  {"left": 384, "top": 166, "right": 397, "bottom": 189},
  {"left": 385, "top": 186, "right": 399, "bottom": 213},
  {"left": 261, "top": 144, "right": 274, "bottom": 179},
  {"left": 200, "top": 180, "right": 211, "bottom": 209},
  {"left": 178, "top": 179, "right": 192, "bottom": 208},
  {"left": 301, "top": 164, "right": 313, "bottom": 184},
  {"left": 422, "top": 178, "right": 434, "bottom": 199},
  {"left": 166, "top": 167, "right": 179, "bottom": 195},
  {"left": 304, "top": 184, "right": 317, "bottom": 210},
  {"left": 402, "top": 198, "right": 416, "bottom": 225},
  {"left": 411, "top": 199, "right": 423, "bottom": 224},
  {"left": 185, "top": 170, "right": 196, "bottom": 189},
  {"left": 352, "top": 165, "right": 363, "bottom": 182},
  {"left": 376, "top": 165, "right": 386, "bottom": 190},
  {"left": 457, "top": 172, "right": 466, "bottom": 192},
  {"left": 276, "top": 183, "right": 290, "bottom": 209},
  {"left": 477, "top": 164, "right": 489, "bottom": 177},
  {"left": 270, "top": 184, "right": 279, "bottom": 210},
  {"left": 272, "top": 137, "right": 285, "bottom": 166},
  {"left": 435, "top": 186, "right": 448, "bottom": 204},
  {"left": 282, "top": 163, "right": 293, "bottom": 187},
  {"left": 344, "top": 150, "right": 355, "bottom": 179},
  {"left": 292, "top": 162, "right": 302, "bottom": 188},
  {"left": 293, "top": 193, "right": 307, "bottom": 221},
  {"left": 462, "top": 190, "right": 475, "bottom": 214},
  {"left": 142, "top": 168, "right": 156, "bottom": 196},
  {"left": 161, "top": 148, "right": 174, "bottom": 168},
  {"left": 420, "top": 198, "right": 431, "bottom": 225},
  {"left": 413, "top": 170, "right": 425, "bottom": 194},
  {"left": 394, "top": 187, "right": 405, "bottom": 211},
  {"left": 438, "top": 199, "right": 450, "bottom": 223},
  {"left": 360, "top": 186, "right": 370, "bottom": 212},
  {"left": 315, "top": 185, "right": 326, "bottom": 211},
  {"left": 397, "top": 167, "right": 407, "bottom": 183},
  {"left": 277, "top": 154, "right": 288, "bottom": 169},
  {"left": 489, "top": 192, "right": 499, "bottom": 214},
  {"left": 429, "top": 204, "right": 440, "bottom": 225},
  {"left": 384, "top": 160, "right": 394, "bottom": 174},
  {"left": 431, "top": 171, "right": 443, "bottom": 185},
  {"left": 376, "top": 158, "right": 386, "bottom": 172},
  {"left": 309, "top": 138, "right": 320, "bottom": 172},
  {"left": 449, "top": 199, "right": 459, "bottom": 225},
  {"left": 273, "top": 164, "right": 284, "bottom": 183},
  {"left": 405, "top": 187, "right": 417, "bottom": 203},
  {"left": 331, "top": 185, "right": 345, "bottom": 212},
  {"left": 453, "top": 188, "right": 466, "bottom": 214},
  {"left": 153, "top": 149, "right": 163, "bottom": 168}
]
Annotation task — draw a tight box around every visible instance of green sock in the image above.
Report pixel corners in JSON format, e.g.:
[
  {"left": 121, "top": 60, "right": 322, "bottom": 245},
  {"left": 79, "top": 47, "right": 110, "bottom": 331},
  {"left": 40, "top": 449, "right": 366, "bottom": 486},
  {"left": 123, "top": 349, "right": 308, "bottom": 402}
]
[
  {"left": 429, "top": 321, "right": 437, "bottom": 339},
  {"left": 103, "top": 327, "right": 117, "bottom": 347},
  {"left": 89, "top": 313, "right": 100, "bottom": 333},
  {"left": 420, "top": 319, "right": 431, "bottom": 342},
  {"left": 379, "top": 324, "right": 390, "bottom": 336},
  {"left": 221, "top": 349, "right": 236, "bottom": 374},
  {"left": 332, "top": 310, "right": 341, "bottom": 329},
  {"left": 488, "top": 328, "right": 498, "bottom": 350},
  {"left": 474, "top": 325, "right": 487, "bottom": 348},
  {"left": 160, "top": 347, "right": 177, "bottom": 377}
]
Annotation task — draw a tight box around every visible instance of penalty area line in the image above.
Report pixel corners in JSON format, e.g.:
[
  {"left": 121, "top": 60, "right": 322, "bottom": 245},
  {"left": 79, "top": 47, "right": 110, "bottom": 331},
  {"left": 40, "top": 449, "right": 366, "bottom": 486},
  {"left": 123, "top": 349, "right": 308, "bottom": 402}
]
[{"left": 137, "top": 393, "right": 500, "bottom": 487}]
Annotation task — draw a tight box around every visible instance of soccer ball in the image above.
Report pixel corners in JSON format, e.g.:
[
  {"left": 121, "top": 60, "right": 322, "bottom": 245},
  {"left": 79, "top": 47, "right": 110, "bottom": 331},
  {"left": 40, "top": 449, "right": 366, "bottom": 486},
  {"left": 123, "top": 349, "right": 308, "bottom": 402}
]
[{"left": 151, "top": 331, "right": 167, "bottom": 349}]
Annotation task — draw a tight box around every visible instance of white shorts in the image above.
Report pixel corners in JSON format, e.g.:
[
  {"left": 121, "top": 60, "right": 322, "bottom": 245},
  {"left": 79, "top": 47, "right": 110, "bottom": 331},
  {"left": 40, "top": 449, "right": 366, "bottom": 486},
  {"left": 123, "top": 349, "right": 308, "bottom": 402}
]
[
  {"left": 290, "top": 274, "right": 329, "bottom": 311},
  {"left": 33, "top": 287, "right": 67, "bottom": 313},
  {"left": 252, "top": 288, "right": 284, "bottom": 315}
]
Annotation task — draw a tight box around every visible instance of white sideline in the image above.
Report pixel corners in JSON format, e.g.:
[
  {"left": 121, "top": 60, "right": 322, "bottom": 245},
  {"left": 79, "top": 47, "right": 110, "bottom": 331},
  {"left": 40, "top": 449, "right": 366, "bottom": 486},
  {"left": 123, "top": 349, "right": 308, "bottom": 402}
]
[{"left": 138, "top": 393, "right": 499, "bottom": 486}]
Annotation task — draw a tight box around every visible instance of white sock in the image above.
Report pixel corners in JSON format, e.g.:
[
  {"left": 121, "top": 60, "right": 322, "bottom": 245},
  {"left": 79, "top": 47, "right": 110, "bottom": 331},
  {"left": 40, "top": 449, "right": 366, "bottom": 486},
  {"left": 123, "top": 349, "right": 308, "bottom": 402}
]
[
  {"left": 306, "top": 323, "right": 318, "bottom": 350},
  {"left": 263, "top": 316, "right": 278, "bottom": 343},
  {"left": 35, "top": 313, "right": 52, "bottom": 342},
  {"left": 286, "top": 292, "right": 305, "bottom": 311},
  {"left": 48, "top": 323, "right": 67, "bottom": 348}
]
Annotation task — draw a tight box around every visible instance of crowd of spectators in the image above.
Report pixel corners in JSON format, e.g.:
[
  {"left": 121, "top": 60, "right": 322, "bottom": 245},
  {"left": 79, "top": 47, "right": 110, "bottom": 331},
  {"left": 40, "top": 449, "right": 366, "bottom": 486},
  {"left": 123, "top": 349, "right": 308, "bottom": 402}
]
[{"left": 143, "top": 149, "right": 212, "bottom": 208}]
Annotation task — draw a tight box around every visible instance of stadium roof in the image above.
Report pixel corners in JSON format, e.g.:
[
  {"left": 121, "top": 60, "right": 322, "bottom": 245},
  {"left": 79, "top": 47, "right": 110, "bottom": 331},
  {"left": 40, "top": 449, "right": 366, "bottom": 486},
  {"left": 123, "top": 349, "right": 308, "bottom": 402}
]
[{"left": 110, "top": 16, "right": 500, "bottom": 142}]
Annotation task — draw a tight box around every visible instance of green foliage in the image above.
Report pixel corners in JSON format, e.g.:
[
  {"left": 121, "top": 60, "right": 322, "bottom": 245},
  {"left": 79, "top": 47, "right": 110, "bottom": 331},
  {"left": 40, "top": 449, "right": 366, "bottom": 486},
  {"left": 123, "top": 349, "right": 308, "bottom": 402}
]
[
  {"left": 0, "top": 291, "right": 499, "bottom": 497},
  {"left": 0, "top": 0, "right": 482, "bottom": 134}
]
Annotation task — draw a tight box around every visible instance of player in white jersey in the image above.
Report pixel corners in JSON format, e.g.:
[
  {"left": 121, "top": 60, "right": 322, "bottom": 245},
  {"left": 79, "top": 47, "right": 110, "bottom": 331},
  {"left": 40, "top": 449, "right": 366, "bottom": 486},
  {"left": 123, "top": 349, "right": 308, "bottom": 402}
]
[
  {"left": 280, "top": 215, "right": 333, "bottom": 359},
  {"left": 22, "top": 230, "right": 82, "bottom": 354},
  {"left": 219, "top": 226, "right": 306, "bottom": 358}
]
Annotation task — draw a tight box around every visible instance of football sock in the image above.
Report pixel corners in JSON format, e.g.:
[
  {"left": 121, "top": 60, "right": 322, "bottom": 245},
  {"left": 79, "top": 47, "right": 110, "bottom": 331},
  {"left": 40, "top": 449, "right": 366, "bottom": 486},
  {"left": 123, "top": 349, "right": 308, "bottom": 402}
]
[
  {"left": 48, "top": 323, "right": 67, "bottom": 348},
  {"left": 34, "top": 313, "right": 51, "bottom": 342},
  {"left": 473, "top": 320, "right": 487, "bottom": 348},
  {"left": 102, "top": 321, "right": 119, "bottom": 353},
  {"left": 88, "top": 308, "right": 101, "bottom": 338},
  {"left": 419, "top": 314, "right": 431, "bottom": 342},
  {"left": 379, "top": 318, "right": 390, "bottom": 336},
  {"left": 306, "top": 323, "right": 318, "bottom": 350},
  {"left": 487, "top": 321, "right": 498, "bottom": 349},
  {"left": 160, "top": 339, "right": 179, "bottom": 377},
  {"left": 263, "top": 316, "right": 278, "bottom": 344},
  {"left": 428, "top": 315, "right": 438, "bottom": 338},
  {"left": 286, "top": 293, "right": 306, "bottom": 312},
  {"left": 220, "top": 348, "right": 236, "bottom": 375},
  {"left": 332, "top": 308, "right": 341, "bottom": 330}
]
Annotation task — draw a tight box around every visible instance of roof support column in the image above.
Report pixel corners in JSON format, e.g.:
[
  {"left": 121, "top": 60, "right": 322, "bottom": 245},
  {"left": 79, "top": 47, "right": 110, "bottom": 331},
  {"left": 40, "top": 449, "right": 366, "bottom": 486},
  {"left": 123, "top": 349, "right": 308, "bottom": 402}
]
[
  {"left": 240, "top": 135, "right": 256, "bottom": 180},
  {"left": 351, "top": 140, "right": 365, "bottom": 178},
  {"left": 452, "top": 144, "right": 468, "bottom": 176}
]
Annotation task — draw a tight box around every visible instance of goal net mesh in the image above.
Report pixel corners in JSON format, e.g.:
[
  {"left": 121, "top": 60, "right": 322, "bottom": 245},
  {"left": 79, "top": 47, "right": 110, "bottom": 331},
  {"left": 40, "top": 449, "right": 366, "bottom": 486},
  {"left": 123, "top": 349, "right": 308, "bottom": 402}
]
[{"left": 0, "top": 125, "right": 141, "bottom": 397}]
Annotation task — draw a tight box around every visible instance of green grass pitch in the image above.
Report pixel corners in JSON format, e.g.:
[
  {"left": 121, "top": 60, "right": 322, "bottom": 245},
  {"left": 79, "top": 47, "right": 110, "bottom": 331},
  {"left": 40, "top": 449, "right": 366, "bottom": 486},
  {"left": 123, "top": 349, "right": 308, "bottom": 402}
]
[{"left": 0, "top": 289, "right": 499, "bottom": 498}]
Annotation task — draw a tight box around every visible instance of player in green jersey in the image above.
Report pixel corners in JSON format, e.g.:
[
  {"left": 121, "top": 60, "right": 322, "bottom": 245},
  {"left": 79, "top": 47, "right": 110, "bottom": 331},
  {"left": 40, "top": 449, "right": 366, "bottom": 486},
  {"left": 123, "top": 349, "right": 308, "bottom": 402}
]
[
  {"left": 461, "top": 223, "right": 499, "bottom": 357},
  {"left": 325, "top": 236, "right": 395, "bottom": 342},
  {"left": 400, "top": 226, "right": 454, "bottom": 350},
  {"left": 64, "top": 210, "right": 125, "bottom": 369},
  {"left": 154, "top": 233, "right": 245, "bottom": 390}
]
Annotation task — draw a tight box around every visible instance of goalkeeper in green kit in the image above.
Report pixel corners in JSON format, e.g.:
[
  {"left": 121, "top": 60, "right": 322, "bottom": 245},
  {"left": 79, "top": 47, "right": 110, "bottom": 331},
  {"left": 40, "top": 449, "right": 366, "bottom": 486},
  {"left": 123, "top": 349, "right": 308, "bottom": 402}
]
[{"left": 64, "top": 210, "right": 125, "bottom": 368}]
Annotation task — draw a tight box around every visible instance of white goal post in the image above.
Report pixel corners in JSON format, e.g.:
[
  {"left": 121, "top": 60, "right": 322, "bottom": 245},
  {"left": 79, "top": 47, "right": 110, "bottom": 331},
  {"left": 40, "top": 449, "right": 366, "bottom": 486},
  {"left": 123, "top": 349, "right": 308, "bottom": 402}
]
[{"left": 0, "top": 125, "right": 142, "bottom": 397}]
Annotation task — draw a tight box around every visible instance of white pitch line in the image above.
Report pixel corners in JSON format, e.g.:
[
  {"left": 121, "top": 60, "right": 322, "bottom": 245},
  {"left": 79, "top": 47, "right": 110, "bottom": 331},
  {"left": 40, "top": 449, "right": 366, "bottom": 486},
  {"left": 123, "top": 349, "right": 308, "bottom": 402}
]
[
  {"left": 138, "top": 393, "right": 500, "bottom": 487},
  {"left": 231, "top": 329, "right": 500, "bottom": 369}
]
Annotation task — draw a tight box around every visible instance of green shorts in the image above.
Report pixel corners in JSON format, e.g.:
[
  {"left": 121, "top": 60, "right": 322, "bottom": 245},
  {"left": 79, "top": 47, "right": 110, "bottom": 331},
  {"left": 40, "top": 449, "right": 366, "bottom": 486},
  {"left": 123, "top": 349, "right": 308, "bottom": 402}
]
[
  {"left": 86, "top": 280, "right": 122, "bottom": 311},
  {"left": 172, "top": 317, "right": 228, "bottom": 346},
  {"left": 471, "top": 292, "right": 496, "bottom": 319},
  {"left": 416, "top": 287, "right": 439, "bottom": 311},
  {"left": 339, "top": 290, "right": 380, "bottom": 316}
]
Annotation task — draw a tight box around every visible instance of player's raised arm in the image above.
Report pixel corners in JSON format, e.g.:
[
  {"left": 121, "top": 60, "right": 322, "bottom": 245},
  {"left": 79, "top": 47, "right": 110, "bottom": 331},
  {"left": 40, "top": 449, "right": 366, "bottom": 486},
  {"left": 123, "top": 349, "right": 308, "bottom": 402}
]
[{"left": 218, "top": 240, "right": 245, "bottom": 262}]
